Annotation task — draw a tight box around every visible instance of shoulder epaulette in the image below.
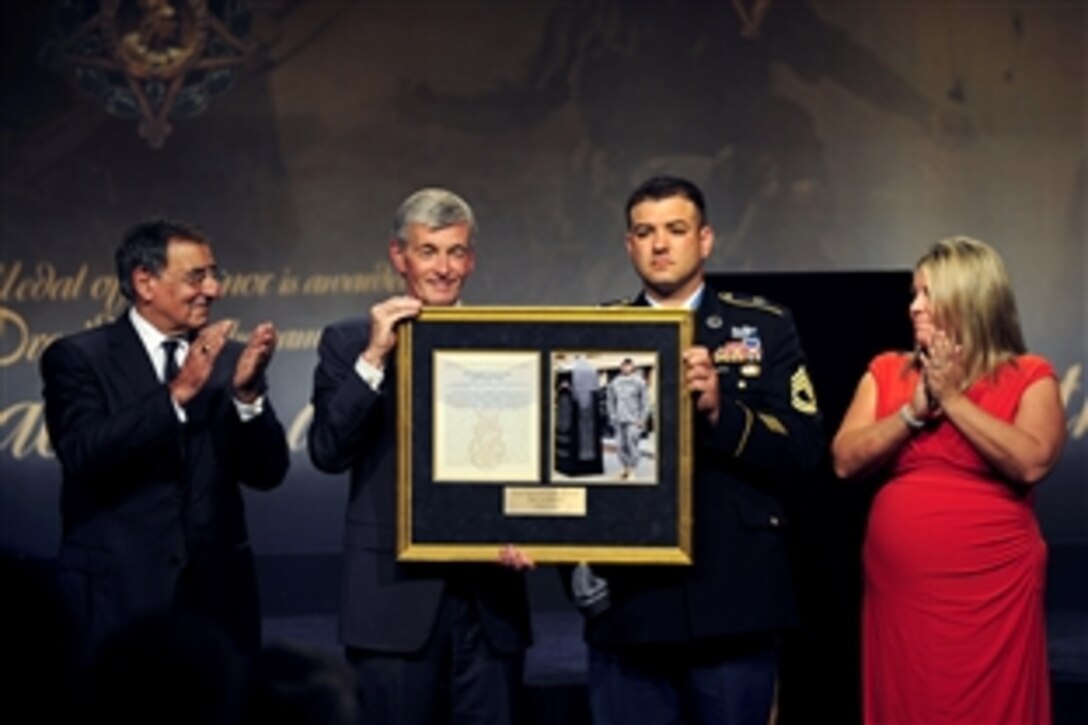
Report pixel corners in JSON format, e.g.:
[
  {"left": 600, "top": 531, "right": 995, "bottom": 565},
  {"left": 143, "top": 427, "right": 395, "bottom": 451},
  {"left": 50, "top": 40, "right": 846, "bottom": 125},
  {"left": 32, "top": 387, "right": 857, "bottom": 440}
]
[
  {"left": 601, "top": 297, "right": 633, "bottom": 307},
  {"left": 718, "top": 291, "right": 785, "bottom": 316}
]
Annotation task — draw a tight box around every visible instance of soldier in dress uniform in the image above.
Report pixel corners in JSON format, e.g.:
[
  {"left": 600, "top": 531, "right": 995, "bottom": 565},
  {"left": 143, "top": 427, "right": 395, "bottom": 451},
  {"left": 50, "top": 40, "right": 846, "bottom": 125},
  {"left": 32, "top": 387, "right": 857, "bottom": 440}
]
[{"left": 573, "top": 176, "right": 824, "bottom": 725}]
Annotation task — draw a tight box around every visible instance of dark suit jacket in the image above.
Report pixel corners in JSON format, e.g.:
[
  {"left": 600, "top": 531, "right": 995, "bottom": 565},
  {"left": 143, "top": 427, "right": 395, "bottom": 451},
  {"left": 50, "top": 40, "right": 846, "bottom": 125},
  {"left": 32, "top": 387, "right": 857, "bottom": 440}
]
[
  {"left": 308, "top": 318, "right": 531, "bottom": 654},
  {"left": 585, "top": 285, "right": 825, "bottom": 647},
  {"left": 41, "top": 314, "right": 289, "bottom": 653}
]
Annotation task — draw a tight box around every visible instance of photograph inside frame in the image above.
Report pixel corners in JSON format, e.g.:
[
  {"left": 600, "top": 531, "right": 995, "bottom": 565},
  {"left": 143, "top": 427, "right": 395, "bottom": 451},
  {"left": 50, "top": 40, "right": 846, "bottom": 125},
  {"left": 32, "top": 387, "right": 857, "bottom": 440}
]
[{"left": 552, "top": 351, "right": 659, "bottom": 485}]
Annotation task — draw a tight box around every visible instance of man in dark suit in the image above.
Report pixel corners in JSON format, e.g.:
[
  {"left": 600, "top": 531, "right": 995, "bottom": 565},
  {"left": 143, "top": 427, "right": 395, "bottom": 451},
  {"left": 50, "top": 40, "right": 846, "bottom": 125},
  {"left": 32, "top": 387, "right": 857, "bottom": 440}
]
[
  {"left": 575, "top": 176, "right": 824, "bottom": 724},
  {"left": 41, "top": 219, "right": 289, "bottom": 657},
  {"left": 308, "top": 188, "right": 531, "bottom": 725}
]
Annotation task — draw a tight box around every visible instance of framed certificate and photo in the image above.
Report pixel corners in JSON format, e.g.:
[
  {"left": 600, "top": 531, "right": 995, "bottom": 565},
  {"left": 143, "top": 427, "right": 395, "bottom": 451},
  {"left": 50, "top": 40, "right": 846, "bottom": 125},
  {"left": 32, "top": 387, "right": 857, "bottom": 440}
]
[{"left": 396, "top": 306, "right": 694, "bottom": 564}]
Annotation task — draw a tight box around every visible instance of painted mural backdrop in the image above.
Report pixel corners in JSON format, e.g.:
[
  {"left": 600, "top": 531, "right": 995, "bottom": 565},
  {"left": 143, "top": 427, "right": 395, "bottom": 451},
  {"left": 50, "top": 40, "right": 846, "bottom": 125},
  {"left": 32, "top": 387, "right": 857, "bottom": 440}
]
[{"left": 2, "top": 1, "right": 1084, "bottom": 558}]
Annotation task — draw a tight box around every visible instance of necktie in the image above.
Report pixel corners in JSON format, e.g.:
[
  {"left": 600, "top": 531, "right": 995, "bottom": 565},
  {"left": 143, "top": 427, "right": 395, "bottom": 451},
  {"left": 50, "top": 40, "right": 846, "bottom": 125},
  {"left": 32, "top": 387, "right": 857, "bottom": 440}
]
[{"left": 162, "top": 339, "right": 181, "bottom": 383}]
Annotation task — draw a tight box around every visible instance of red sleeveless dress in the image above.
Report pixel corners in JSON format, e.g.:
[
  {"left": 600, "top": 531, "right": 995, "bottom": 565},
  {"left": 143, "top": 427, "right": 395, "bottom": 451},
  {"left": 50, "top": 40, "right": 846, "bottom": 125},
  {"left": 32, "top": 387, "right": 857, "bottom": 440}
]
[{"left": 863, "top": 352, "right": 1053, "bottom": 724}]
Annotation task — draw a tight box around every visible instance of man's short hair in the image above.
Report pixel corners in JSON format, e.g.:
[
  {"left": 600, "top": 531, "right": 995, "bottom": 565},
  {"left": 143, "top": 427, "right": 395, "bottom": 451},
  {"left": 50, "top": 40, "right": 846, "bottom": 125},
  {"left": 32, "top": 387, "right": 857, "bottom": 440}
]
[
  {"left": 115, "top": 219, "right": 210, "bottom": 301},
  {"left": 624, "top": 176, "right": 708, "bottom": 229},
  {"left": 392, "top": 188, "right": 477, "bottom": 245}
]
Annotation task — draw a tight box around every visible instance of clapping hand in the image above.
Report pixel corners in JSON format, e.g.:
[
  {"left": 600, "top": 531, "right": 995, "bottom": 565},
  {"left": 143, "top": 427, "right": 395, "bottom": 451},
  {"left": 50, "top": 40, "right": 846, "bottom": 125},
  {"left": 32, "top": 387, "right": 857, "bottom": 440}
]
[
  {"left": 921, "top": 329, "right": 965, "bottom": 408},
  {"left": 234, "top": 322, "right": 278, "bottom": 403},
  {"left": 170, "top": 319, "right": 235, "bottom": 406}
]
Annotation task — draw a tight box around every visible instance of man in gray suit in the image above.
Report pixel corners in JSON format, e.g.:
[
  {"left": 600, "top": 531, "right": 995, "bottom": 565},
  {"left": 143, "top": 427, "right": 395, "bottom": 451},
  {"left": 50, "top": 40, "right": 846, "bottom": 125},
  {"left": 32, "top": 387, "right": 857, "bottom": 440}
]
[{"left": 308, "top": 188, "right": 530, "bottom": 725}]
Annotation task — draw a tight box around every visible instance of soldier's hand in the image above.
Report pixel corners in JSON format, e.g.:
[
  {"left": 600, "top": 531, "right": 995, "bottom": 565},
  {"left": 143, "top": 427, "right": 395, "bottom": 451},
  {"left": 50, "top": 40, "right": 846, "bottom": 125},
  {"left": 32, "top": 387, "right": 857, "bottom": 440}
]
[
  {"left": 684, "top": 346, "right": 720, "bottom": 425},
  {"left": 361, "top": 296, "right": 423, "bottom": 368}
]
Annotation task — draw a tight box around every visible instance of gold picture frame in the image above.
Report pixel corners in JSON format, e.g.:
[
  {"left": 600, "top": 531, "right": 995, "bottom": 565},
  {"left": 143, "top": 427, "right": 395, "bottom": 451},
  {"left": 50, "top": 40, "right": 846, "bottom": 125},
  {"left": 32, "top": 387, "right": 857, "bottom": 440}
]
[{"left": 397, "top": 306, "right": 694, "bottom": 564}]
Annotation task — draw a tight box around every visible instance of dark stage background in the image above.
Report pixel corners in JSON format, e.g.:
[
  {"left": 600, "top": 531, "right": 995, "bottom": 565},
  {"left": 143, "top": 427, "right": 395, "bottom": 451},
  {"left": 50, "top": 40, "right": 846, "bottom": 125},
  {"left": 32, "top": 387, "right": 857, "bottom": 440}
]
[{"left": 2, "top": 1, "right": 1085, "bottom": 720}]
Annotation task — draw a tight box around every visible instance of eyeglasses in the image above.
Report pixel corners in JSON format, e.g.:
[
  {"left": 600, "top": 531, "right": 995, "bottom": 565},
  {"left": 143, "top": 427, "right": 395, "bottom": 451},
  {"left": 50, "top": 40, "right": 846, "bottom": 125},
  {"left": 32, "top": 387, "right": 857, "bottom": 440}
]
[{"left": 177, "top": 265, "right": 226, "bottom": 286}]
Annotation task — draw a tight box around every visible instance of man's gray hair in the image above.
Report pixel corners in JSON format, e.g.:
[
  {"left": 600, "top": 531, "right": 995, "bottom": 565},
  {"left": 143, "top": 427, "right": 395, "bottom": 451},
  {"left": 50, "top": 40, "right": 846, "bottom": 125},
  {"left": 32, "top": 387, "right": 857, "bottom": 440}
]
[{"left": 392, "top": 188, "right": 477, "bottom": 245}]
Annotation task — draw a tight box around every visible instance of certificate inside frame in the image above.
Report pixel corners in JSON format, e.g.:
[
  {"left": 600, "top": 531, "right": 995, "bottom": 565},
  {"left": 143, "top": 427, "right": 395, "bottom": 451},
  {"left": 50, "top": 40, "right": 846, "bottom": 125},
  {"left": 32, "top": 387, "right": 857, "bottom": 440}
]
[{"left": 397, "top": 306, "right": 693, "bottom": 565}]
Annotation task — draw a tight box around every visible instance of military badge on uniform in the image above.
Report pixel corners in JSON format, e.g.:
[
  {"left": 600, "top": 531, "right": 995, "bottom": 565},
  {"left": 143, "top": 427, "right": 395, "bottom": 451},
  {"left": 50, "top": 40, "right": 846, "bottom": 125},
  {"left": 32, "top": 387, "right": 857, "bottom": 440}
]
[
  {"left": 790, "top": 365, "right": 818, "bottom": 414},
  {"left": 731, "top": 325, "right": 757, "bottom": 339},
  {"left": 714, "top": 341, "right": 746, "bottom": 364},
  {"left": 713, "top": 327, "right": 762, "bottom": 373},
  {"left": 740, "top": 363, "right": 761, "bottom": 377}
]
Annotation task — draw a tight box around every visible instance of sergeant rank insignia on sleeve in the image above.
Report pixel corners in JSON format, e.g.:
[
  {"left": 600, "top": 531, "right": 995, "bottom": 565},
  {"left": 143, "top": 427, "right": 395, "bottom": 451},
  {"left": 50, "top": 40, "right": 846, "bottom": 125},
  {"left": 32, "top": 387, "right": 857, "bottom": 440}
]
[{"left": 790, "top": 365, "right": 818, "bottom": 414}]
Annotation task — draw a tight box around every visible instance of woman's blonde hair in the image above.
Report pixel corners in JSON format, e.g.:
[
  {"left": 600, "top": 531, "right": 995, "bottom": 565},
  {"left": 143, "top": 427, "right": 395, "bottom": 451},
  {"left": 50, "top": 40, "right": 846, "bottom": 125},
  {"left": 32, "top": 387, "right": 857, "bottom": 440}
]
[{"left": 915, "top": 236, "right": 1027, "bottom": 381}]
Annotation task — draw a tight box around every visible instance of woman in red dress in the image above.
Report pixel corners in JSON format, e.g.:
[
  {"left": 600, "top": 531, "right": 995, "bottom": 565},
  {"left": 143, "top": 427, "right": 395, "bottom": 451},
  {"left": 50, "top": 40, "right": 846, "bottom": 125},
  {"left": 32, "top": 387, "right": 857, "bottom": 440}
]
[{"left": 832, "top": 237, "right": 1066, "bottom": 724}]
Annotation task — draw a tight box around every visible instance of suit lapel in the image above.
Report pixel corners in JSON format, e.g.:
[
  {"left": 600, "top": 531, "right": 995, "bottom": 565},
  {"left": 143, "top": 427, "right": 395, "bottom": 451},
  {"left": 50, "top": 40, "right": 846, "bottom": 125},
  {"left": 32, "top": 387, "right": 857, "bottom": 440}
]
[
  {"left": 107, "top": 313, "right": 162, "bottom": 398},
  {"left": 107, "top": 312, "right": 188, "bottom": 472}
]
